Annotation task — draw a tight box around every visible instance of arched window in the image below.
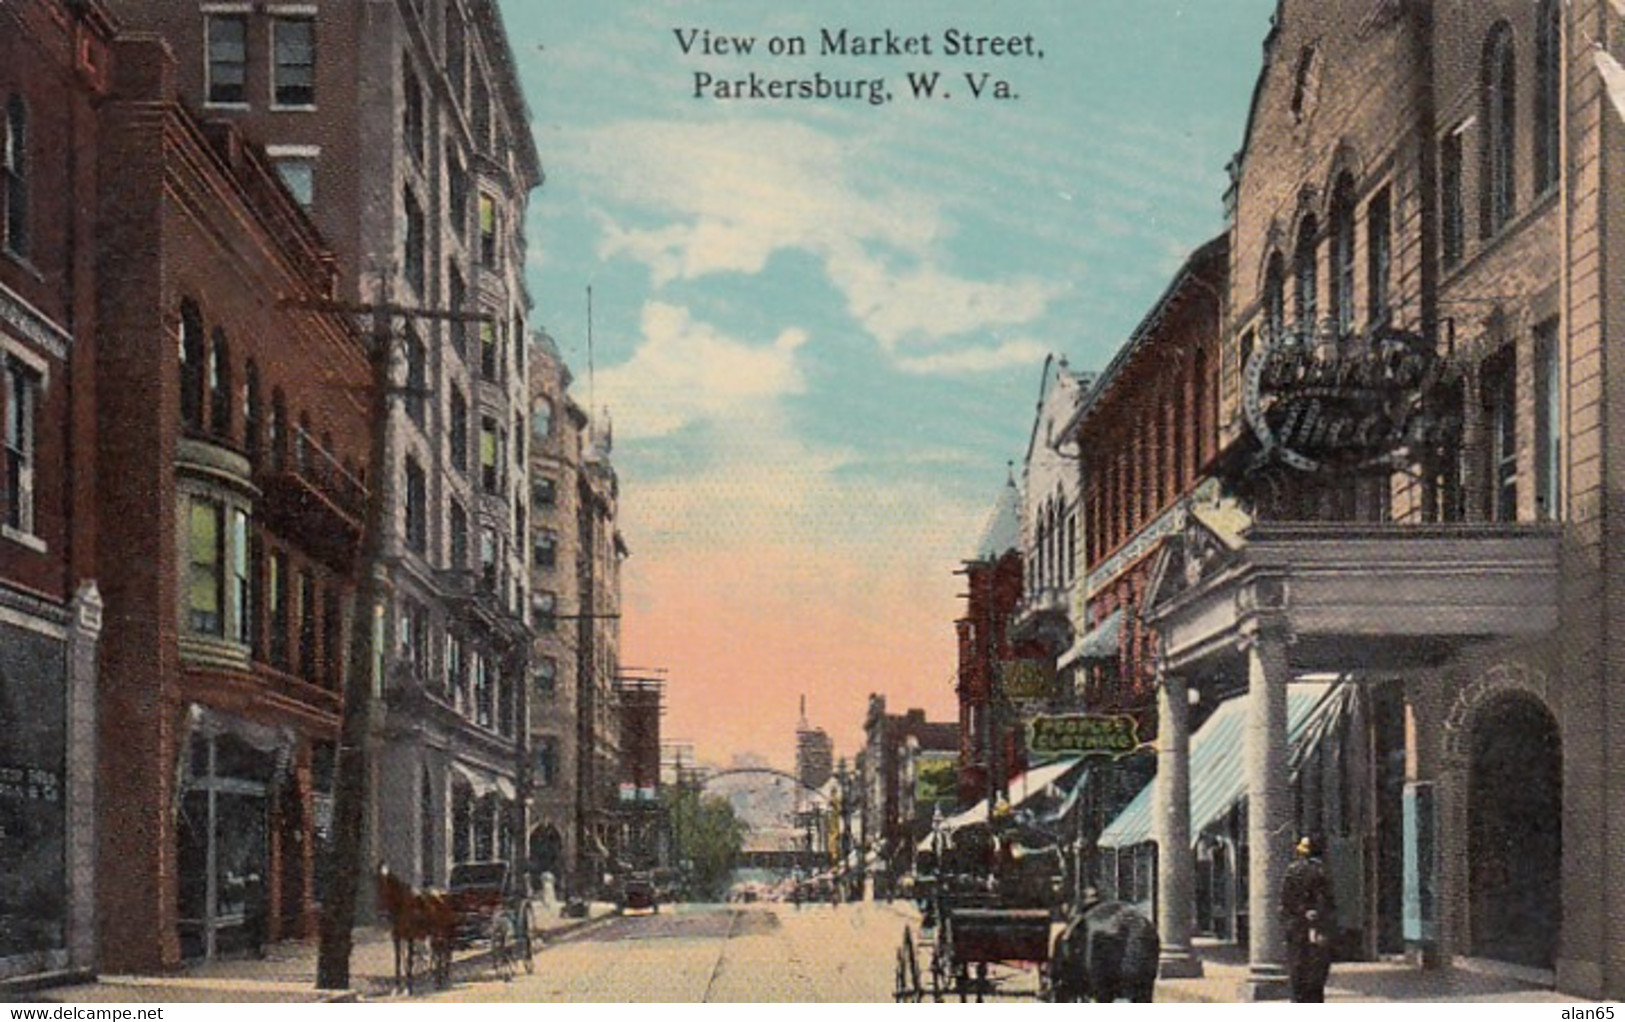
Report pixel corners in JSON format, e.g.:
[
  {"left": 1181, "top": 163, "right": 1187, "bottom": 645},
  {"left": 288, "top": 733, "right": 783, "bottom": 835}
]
[
  {"left": 179, "top": 301, "right": 206, "bottom": 431},
  {"left": 1481, "top": 23, "right": 1517, "bottom": 236},
  {"left": 1534, "top": 0, "right": 1561, "bottom": 195},
  {"left": 1331, "top": 174, "right": 1357, "bottom": 339},
  {"left": 1294, "top": 215, "right": 1319, "bottom": 344},
  {"left": 1263, "top": 254, "right": 1285, "bottom": 344},
  {"left": 531, "top": 396, "right": 552, "bottom": 441},
  {"left": 244, "top": 360, "right": 262, "bottom": 464},
  {"left": 1192, "top": 347, "right": 1209, "bottom": 470},
  {"left": 209, "top": 327, "right": 232, "bottom": 440},
  {"left": 3, "top": 94, "right": 28, "bottom": 258}
]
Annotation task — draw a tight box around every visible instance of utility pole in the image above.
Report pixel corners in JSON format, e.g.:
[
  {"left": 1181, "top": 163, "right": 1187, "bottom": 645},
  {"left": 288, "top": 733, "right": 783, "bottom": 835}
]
[{"left": 289, "top": 285, "right": 492, "bottom": 991}]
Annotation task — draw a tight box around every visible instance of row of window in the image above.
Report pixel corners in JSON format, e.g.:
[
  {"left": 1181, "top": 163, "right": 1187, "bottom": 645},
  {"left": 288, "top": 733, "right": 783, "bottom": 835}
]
[
  {"left": 206, "top": 14, "right": 315, "bottom": 109},
  {"left": 399, "top": 598, "right": 520, "bottom": 736},
  {"left": 184, "top": 494, "right": 345, "bottom": 689},
  {"left": 1087, "top": 351, "right": 1214, "bottom": 567},
  {"left": 1027, "top": 492, "right": 1076, "bottom": 596},
  {"left": 178, "top": 299, "right": 365, "bottom": 495}
]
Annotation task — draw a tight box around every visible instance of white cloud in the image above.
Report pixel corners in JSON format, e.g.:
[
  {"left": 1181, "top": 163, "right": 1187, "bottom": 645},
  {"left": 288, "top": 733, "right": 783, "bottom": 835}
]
[
  {"left": 893, "top": 337, "right": 1052, "bottom": 376},
  {"left": 564, "top": 118, "right": 1061, "bottom": 373},
  {"left": 593, "top": 301, "right": 808, "bottom": 439}
]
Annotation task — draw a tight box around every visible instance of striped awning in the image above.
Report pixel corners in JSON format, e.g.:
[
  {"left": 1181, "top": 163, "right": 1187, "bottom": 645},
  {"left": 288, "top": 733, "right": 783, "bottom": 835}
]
[
  {"left": 919, "top": 757, "right": 1085, "bottom": 850},
  {"left": 1097, "top": 681, "right": 1340, "bottom": 849},
  {"left": 1059, "top": 609, "right": 1125, "bottom": 669}
]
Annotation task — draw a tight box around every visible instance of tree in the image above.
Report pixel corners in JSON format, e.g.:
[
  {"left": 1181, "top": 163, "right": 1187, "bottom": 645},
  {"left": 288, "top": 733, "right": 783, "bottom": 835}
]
[{"left": 668, "top": 786, "right": 744, "bottom": 900}]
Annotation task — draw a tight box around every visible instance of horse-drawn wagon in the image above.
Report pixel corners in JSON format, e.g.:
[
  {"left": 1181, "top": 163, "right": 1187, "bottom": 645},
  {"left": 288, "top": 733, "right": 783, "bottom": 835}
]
[{"left": 447, "top": 860, "right": 536, "bottom": 979}]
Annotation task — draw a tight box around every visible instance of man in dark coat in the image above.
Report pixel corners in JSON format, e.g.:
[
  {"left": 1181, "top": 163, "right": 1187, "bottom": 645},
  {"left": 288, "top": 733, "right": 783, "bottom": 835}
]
[{"left": 1280, "top": 835, "right": 1335, "bottom": 1002}]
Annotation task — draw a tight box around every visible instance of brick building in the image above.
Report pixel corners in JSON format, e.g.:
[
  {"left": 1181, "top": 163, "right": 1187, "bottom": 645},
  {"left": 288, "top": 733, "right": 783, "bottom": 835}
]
[
  {"left": 93, "top": 36, "right": 372, "bottom": 971},
  {"left": 1111, "top": 0, "right": 1625, "bottom": 1000},
  {"left": 0, "top": 0, "right": 110, "bottom": 984},
  {"left": 106, "top": 0, "right": 546, "bottom": 895},
  {"left": 860, "top": 695, "right": 957, "bottom": 887}
]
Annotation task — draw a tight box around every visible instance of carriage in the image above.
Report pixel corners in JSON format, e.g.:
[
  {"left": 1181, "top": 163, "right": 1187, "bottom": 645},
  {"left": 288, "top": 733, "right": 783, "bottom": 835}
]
[
  {"left": 894, "top": 824, "right": 1067, "bottom": 1002},
  {"left": 447, "top": 860, "right": 536, "bottom": 979}
]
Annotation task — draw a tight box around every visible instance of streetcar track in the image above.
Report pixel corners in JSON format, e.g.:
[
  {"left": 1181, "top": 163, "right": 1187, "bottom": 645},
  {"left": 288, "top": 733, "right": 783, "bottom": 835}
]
[{"left": 700, "top": 907, "right": 743, "bottom": 1002}]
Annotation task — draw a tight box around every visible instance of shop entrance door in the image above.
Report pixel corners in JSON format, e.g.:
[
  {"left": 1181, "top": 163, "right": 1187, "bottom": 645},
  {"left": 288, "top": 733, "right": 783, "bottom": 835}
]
[{"left": 1468, "top": 693, "right": 1561, "bottom": 969}]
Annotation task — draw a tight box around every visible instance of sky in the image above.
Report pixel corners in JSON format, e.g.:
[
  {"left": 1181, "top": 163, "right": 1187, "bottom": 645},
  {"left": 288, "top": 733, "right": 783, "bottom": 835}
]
[{"left": 497, "top": 1, "right": 1277, "bottom": 772}]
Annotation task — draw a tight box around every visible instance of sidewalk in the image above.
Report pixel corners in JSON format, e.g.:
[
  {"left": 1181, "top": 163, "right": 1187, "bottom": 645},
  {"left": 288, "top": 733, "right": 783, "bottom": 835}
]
[
  {"left": 16, "top": 901, "right": 618, "bottom": 1003},
  {"left": 1157, "top": 939, "right": 1583, "bottom": 1003}
]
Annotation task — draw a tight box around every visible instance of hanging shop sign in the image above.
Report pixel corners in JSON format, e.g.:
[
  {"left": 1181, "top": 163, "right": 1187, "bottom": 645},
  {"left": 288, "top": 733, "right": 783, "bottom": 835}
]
[
  {"left": 1243, "top": 327, "right": 1456, "bottom": 472},
  {"left": 1027, "top": 713, "right": 1144, "bottom": 758},
  {"left": 998, "top": 659, "right": 1058, "bottom": 702}
]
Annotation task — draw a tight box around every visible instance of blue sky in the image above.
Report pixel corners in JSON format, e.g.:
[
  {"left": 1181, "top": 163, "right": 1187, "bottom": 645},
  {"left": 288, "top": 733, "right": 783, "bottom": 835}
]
[{"left": 498, "top": 1, "right": 1277, "bottom": 769}]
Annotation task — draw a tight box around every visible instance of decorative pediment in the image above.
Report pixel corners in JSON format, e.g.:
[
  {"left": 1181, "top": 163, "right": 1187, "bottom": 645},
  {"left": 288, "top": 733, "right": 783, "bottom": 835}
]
[{"left": 1144, "top": 492, "right": 1252, "bottom": 615}]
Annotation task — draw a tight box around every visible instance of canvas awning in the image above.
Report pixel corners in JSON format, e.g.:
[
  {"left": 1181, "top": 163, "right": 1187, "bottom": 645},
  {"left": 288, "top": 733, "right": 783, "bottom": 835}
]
[
  {"left": 450, "top": 761, "right": 517, "bottom": 801},
  {"left": 1098, "top": 681, "right": 1342, "bottom": 849},
  {"left": 1059, "top": 608, "right": 1124, "bottom": 669},
  {"left": 918, "top": 757, "right": 1084, "bottom": 850}
]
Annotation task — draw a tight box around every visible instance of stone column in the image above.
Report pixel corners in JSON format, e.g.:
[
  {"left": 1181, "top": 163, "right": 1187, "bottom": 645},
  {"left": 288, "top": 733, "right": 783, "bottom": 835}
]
[
  {"left": 1241, "top": 622, "right": 1291, "bottom": 1000},
  {"left": 66, "top": 582, "right": 102, "bottom": 973},
  {"left": 1155, "top": 665, "right": 1203, "bottom": 977}
]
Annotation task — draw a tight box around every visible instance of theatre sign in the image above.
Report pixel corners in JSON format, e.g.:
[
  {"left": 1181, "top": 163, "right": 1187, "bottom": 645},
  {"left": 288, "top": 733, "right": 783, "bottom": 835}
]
[{"left": 1243, "top": 327, "right": 1457, "bottom": 472}]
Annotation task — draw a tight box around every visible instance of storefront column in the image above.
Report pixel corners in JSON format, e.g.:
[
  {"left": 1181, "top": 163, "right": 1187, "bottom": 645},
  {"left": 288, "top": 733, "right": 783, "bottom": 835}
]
[
  {"left": 1241, "top": 621, "right": 1291, "bottom": 1000},
  {"left": 1155, "top": 665, "right": 1202, "bottom": 977},
  {"left": 66, "top": 582, "right": 103, "bottom": 972}
]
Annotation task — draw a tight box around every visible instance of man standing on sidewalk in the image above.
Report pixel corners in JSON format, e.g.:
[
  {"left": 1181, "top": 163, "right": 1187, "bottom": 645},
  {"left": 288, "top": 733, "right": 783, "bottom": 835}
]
[{"left": 1281, "top": 835, "right": 1335, "bottom": 1002}]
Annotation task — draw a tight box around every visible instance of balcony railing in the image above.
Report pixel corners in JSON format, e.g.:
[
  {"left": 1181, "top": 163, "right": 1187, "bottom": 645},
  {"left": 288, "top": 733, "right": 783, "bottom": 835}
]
[{"left": 256, "top": 427, "right": 368, "bottom": 570}]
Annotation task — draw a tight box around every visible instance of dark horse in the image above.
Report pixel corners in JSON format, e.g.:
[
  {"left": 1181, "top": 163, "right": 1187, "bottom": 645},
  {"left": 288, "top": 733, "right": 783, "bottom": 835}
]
[
  {"left": 377, "top": 863, "right": 456, "bottom": 993},
  {"left": 1048, "top": 899, "right": 1161, "bottom": 1002}
]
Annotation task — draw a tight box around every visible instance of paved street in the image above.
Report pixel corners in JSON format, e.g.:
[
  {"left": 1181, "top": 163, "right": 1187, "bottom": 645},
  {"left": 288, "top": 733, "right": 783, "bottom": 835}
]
[{"left": 410, "top": 901, "right": 920, "bottom": 1003}]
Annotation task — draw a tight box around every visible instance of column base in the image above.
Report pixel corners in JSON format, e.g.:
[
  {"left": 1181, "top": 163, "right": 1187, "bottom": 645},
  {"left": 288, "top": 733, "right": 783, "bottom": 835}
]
[
  {"left": 1239, "top": 964, "right": 1289, "bottom": 1001},
  {"left": 1158, "top": 947, "right": 1204, "bottom": 978}
]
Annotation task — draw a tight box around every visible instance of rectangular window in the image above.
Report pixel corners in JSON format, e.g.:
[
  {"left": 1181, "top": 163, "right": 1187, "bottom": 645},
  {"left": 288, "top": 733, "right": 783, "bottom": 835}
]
[
  {"left": 446, "top": 632, "right": 464, "bottom": 708},
  {"left": 478, "top": 193, "right": 498, "bottom": 267},
  {"left": 1367, "top": 188, "right": 1391, "bottom": 327},
  {"left": 449, "top": 500, "right": 468, "bottom": 569},
  {"left": 272, "top": 17, "right": 316, "bottom": 108},
  {"left": 187, "top": 499, "right": 225, "bottom": 636},
  {"left": 1441, "top": 130, "right": 1464, "bottom": 269},
  {"left": 405, "top": 456, "right": 427, "bottom": 553},
  {"left": 5, "top": 95, "right": 31, "bottom": 259},
  {"left": 3, "top": 359, "right": 38, "bottom": 535},
  {"left": 1534, "top": 320, "right": 1561, "bottom": 520},
  {"left": 402, "top": 57, "right": 424, "bottom": 164},
  {"left": 267, "top": 549, "right": 289, "bottom": 668},
  {"left": 323, "top": 583, "right": 343, "bottom": 690},
  {"left": 446, "top": 146, "right": 467, "bottom": 232},
  {"left": 445, "top": 7, "right": 466, "bottom": 102},
  {"left": 480, "top": 527, "right": 497, "bottom": 588},
  {"left": 298, "top": 571, "right": 318, "bottom": 682},
  {"left": 404, "top": 187, "right": 425, "bottom": 296},
  {"left": 448, "top": 265, "right": 467, "bottom": 356},
  {"left": 480, "top": 418, "right": 498, "bottom": 492},
  {"left": 480, "top": 321, "right": 498, "bottom": 381},
  {"left": 533, "top": 476, "right": 556, "bottom": 508},
  {"left": 232, "top": 509, "right": 251, "bottom": 644},
  {"left": 1484, "top": 348, "right": 1518, "bottom": 523},
  {"left": 533, "top": 529, "right": 557, "bottom": 570},
  {"left": 474, "top": 652, "right": 492, "bottom": 728},
  {"left": 206, "top": 15, "right": 248, "bottom": 105},
  {"left": 533, "top": 737, "right": 557, "bottom": 788},
  {"left": 449, "top": 387, "right": 468, "bottom": 473},
  {"left": 534, "top": 657, "right": 556, "bottom": 695},
  {"left": 534, "top": 591, "right": 556, "bottom": 633}
]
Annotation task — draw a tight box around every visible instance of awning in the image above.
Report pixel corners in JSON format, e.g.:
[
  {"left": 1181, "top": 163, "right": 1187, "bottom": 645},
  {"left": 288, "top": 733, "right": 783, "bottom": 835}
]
[
  {"left": 1059, "top": 609, "right": 1124, "bottom": 669},
  {"left": 918, "top": 757, "right": 1084, "bottom": 850},
  {"left": 1098, "top": 681, "right": 1339, "bottom": 849},
  {"left": 450, "top": 761, "right": 517, "bottom": 801}
]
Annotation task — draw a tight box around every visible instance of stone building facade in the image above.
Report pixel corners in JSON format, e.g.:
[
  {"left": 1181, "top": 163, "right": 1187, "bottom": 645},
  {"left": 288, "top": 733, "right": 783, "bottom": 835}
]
[{"left": 106, "top": 0, "right": 546, "bottom": 897}]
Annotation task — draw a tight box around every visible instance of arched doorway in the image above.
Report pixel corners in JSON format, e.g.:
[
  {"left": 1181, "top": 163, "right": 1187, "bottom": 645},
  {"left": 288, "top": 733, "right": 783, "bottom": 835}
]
[{"left": 1468, "top": 692, "right": 1561, "bottom": 969}]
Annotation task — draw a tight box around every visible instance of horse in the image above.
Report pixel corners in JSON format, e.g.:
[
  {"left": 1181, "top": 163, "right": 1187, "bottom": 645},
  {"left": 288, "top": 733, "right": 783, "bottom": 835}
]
[
  {"left": 376, "top": 863, "right": 457, "bottom": 993},
  {"left": 1047, "top": 898, "right": 1161, "bottom": 1002}
]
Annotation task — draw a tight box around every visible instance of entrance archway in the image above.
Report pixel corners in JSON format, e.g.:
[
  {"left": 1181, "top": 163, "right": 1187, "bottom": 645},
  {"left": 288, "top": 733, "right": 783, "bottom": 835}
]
[
  {"left": 529, "top": 824, "right": 564, "bottom": 885},
  {"left": 1467, "top": 692, "right": 1561, "bottom": 969}
]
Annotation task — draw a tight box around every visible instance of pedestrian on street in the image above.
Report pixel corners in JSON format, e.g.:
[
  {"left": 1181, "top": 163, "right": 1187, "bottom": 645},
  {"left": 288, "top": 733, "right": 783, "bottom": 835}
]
[{"left": 1280, "top": 835, "right": 1335, "bottom": 1002}]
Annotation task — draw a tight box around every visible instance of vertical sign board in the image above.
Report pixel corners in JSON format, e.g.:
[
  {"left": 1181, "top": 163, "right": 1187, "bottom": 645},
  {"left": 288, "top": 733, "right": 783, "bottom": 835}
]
[{"left": 1402, "top": 781, "right": 1436, "bottom": 945}]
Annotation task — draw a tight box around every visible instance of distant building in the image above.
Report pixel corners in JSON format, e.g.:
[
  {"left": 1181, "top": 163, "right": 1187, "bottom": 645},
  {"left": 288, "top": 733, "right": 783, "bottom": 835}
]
[
  {"left": 794, "top": 697, "right": 833, "bottom": 791},
  {"left": 861, "top": 695, "right": 957, "bottom": 884}
]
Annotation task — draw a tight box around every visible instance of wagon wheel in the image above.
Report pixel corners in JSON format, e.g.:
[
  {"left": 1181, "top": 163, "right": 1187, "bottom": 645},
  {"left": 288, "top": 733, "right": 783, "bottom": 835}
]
[
  {"left": 894, "top": 926, "right": 923, "bottom": 1002},
  {"left": 518, "top": 903, "right": 536, "bottom": 974}
]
